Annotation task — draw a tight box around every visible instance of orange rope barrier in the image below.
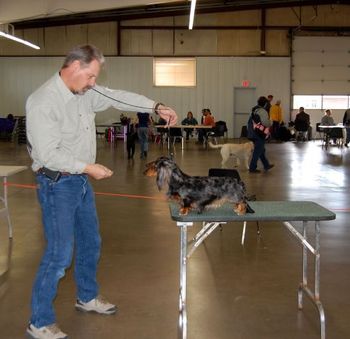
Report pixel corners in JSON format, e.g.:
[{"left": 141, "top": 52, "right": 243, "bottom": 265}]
[
  {"left": 4, "top": 182, "right": 350, "bottom": 210},
  {"left": 5, "top": 182, "right": 165, "bottom": 201}
]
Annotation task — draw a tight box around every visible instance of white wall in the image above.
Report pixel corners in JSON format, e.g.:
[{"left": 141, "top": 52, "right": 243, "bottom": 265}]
[{"left": 0, "top": 56, "right": 290, "bottom": 138}]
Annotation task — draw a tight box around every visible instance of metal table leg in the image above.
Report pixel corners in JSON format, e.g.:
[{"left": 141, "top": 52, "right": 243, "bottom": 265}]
[
  {"left": 285, "top": 220, "right": 326, "bottom": 339},
  {"left": 0, "top": 176, "right": 13, "bottom": 238},
  {"left": 177, "top": 221, "right": 193, "bottom": 339}
]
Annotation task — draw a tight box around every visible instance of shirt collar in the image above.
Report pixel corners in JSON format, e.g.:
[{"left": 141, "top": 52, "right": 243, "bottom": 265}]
[{"left": 54, "top": 72, "right": 76, "bottom": 104}]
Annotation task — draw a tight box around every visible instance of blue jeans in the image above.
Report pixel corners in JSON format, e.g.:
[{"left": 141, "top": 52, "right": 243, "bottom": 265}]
[
  {"left": 138, "top": 127, "right": 149, "bottom": 154},
  {"left": 249, "top": 137, "right": 270, "bottom": 171},
  {"left": 30, "top": 174, "right": 101, "bottom": 327}
]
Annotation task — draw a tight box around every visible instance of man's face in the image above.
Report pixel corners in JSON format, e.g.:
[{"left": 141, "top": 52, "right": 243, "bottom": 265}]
[{"left": 71, "top": 59, "right": 101, "bottom": 94}]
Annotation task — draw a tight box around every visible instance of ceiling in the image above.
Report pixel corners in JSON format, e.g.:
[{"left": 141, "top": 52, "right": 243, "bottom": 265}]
[{"left": 0, "top": 0, "right": 346, "bottom": 29}]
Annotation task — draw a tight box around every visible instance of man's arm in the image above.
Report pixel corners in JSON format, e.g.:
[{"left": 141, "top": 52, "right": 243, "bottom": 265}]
[
  {"left": 89, "top": 86, "right": 177, "bottom": 126},
  {"left": 84, "top": 163, "right": 113, "bottom": 180}
]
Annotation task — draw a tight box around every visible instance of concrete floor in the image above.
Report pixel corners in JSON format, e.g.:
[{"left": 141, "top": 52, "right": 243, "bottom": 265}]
[{"left": 0, "top": 138, "right": 349, "bottom": 339}]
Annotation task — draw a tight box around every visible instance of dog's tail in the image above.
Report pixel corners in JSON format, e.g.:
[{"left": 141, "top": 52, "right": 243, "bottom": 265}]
[{"left": 208, "top": 141, "right": 223, "bottom": 149}]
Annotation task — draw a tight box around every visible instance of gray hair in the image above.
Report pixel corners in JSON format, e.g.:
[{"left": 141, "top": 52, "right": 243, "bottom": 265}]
[{"left": 61, "top": 45, "right": 105, "bottom": 69}]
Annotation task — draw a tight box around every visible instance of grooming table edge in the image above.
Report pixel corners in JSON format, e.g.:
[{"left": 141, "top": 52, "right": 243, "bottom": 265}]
[{"left": 169, "top": 201, "right": 336, "bottom": 339}]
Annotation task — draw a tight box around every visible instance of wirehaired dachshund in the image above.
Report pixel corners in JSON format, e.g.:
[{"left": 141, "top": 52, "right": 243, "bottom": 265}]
[{"left": 144, "top": 156, "right": 254, "bottom": 215}]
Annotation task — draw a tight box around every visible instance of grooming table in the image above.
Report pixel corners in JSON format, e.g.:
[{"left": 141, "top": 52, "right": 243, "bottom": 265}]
[
  {"left": 0, "top": 165, "right": 27, "bottom": 238},
  {"left": 169, "top": 201, "right": 336, "bottom": 339}
]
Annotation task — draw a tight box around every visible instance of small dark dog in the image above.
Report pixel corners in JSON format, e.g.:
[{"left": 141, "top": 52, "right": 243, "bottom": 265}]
[{"left": 144, "top": 156, "right": 254, "bottom": 215}]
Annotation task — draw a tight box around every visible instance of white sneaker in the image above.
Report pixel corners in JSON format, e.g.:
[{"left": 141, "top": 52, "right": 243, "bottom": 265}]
[
  {"left": 75, "top": 295, "right": 117, "bottom": 315},
  {"left": 27, "top": 323, "right": 68, "bottom": 339}
]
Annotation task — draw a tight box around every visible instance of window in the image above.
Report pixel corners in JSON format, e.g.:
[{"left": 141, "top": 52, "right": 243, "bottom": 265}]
[
  {"left": 323, "top": 96, "right": 349, "bottom": 110},
  {"left": 293, "top": 95, "right": 350, "bottom": 110},
  {"left": 153, "top": 58, "right": 196, "bottom": 87},
  {"left": 293, "top": 95, "right": 321, "bottom": 109}
]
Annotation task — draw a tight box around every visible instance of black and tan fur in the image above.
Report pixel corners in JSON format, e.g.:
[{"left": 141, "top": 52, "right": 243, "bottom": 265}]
[{"left": 144, "top": 156, "right": 254, "bottom": 215}]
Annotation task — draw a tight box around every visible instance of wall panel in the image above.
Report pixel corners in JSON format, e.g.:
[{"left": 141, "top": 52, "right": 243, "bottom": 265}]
[
  {"left": 87, "top": 22, "right": 118, "bottom": 55},
  {"left": 292, "top": 36, "right": 350, "bottom": 95}
]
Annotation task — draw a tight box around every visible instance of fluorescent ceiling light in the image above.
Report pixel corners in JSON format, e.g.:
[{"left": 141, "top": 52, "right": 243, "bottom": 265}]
[
  {"left": 188, "top": 0, "right": 197, "bottom": 30},
  {"left": 0, "top": 23, "right": 40, "bottom": 50}
]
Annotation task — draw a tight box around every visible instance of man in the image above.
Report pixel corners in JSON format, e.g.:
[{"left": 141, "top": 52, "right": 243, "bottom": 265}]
[
  {"left": 26, "top": 45, "right": 177, "bottom": 339},
  {"left": 321, "top": 109, "right": 335, "bottom": 126},
  {"left": 247, "top": 96, "right": 274, "bottom": 173},
  {"left": 265, "top": 94, "right": 274, "bottom": 114},
  {"left": 294, "top": 107, "right": 310, "bottom": 141}
]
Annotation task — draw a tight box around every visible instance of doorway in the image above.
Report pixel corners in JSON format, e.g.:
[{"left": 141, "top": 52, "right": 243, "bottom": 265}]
[{"left": 233, "top": 87, "right": 256, "bottom": 138}]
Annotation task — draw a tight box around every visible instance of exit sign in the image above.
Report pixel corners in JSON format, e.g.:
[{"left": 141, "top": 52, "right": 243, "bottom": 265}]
[{"left": 242, "top": 80, "right": 250, "bottom": 87}]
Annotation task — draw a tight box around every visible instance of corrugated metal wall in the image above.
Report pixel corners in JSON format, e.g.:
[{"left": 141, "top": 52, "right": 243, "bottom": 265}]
[{"left": 292, "top": 36, "right": 350, "bottom": 95}]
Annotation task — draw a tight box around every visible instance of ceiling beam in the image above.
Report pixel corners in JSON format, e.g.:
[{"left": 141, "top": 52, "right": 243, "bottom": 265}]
[{"left": 13, "top": 0, "right": 348, "bottom": 29}]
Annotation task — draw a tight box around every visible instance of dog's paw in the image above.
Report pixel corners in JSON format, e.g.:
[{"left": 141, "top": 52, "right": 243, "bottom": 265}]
[
  {"left": 233, "top": 202, "right": 246, "bottom": 215},
  {"left": 179, "top": 207, "right": 190, "bottom": 215}
]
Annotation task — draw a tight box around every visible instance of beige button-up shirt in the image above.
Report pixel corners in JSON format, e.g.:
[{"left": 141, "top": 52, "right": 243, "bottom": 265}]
[{"left": 26, "top": 72, "right": 155, "bottom": 173}]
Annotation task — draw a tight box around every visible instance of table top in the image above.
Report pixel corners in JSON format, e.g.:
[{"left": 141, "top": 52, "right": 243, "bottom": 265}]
[
  {"left": 96, "top": 123, "right": 122, "bottom": 127},
  {"left": 0, "top": 165, "right": 27, "bottom": 177},
  {"left": 155, "top": 125, "right": 212, "bottom": 129},
  {"left": 169, "top": 201, "right": 336, "bottom": 222},
  {"left": 319, "top": 125, "right": 345, "bottom": 129}
]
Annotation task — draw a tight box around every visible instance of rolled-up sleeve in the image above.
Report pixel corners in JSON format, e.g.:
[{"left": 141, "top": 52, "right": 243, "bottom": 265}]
[{"left": 89, "top": 85, "right": 156, "bottom": 113}]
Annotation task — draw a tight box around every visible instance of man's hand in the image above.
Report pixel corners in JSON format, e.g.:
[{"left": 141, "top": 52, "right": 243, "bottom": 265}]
[
  {"left": 84, "top": 163, "right": 113, "bottom": 180},
  {"left": 157, "top": 105, "right": 178, "bottom": 126}
]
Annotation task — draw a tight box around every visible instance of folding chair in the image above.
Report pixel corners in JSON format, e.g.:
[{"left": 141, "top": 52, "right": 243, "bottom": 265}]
[
  {"left": 208, "top": 121, "right": 227, "bottom": 145},
  {"left": 208, "top": 168, "right": 260, "bottom": 245},
  {"left": 314, "top": 123, "right": 323, "bottom": 141}
]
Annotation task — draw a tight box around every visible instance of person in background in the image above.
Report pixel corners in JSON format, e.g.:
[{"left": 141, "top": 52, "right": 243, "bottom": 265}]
[
  {"left": 265, "top": 94, "right": 274, "bottom": 114},
  {"left": 126, "top": 116, "right": 138, "bottom": 159},
  {"left": 198, "top": 108, "right": 215, "bottom": 143},
  {"left": 321, "top": 109, "right": 335, "bottom": 126},
  {"left": 269, "top": 99, "right": 283, "bottom": 139},
  {"left": 294, "top": 106, "right": 310, "bottom": 141},
  {"left": 181, "top": 111, "right": 198, "bottom": 140},
  {"left": 137, "top": 111, "right": 152, "bottom": 159},
  {"left": 247, "top": 96, "right": 274, "bottom": 173},
  {"left": 321, "top": 109, "right": 337, "bottom": 145},
  {"left": 343, "top": 108, "right": 350, "bottom": 147},
  {"left": 25, "top": 44, "right": 177, "bottom": 339}
]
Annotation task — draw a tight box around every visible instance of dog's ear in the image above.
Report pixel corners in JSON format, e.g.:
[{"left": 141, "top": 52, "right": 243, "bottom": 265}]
[
  {"left": 145, "top": 160, "right": 154, "bottom": 168},
  {"left": 156, "top": 166, "right": 172, "bottom": 190}
]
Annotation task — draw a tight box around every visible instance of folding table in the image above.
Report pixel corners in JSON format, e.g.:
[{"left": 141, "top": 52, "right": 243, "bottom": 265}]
[{"left": 169, "top": 201, "right": 336, "bottom": 339}]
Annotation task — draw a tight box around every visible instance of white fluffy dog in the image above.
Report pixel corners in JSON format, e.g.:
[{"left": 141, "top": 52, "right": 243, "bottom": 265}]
[{"left": 209, "top": 141, "right": 254, "bottom": 169}]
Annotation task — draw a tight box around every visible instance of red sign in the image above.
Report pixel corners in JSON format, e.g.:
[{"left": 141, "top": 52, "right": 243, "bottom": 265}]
[{"left": 242, "top": 80, "right": 250, "bottom": 87}]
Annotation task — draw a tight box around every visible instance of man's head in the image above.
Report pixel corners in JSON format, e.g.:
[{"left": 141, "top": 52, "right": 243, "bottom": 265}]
[
  {"left": 267, "top": 94, "right": 273, "bottom": 102},
  {"left": 257, "top": 96, "right": 268, "bottom": 108},
  {"left": 60, "top": 45, "right": 105, "bottom": 95},
  {"left": 299, "top": 107, "right": 305, "bottom": 112},
  {"left": 325, "top": 109, "right": 332, "bottom": 116}
]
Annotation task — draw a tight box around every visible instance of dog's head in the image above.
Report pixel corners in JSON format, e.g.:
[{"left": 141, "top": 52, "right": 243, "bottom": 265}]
[{"left": 144, "top": 156, "right": 177, "bottom": 190}]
